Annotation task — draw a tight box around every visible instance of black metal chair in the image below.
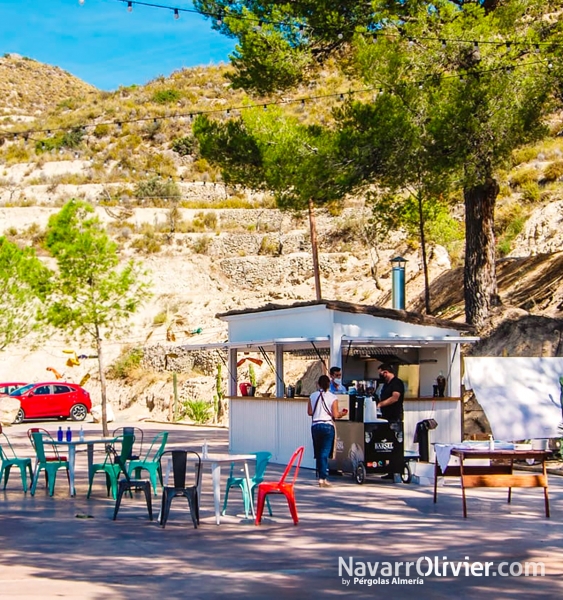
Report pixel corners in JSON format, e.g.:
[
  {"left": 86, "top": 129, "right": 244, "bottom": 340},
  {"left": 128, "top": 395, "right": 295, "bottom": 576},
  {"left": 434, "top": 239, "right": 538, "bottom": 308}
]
[
  {"left": 108, "top": 445, "right": 153, "bottom": 521},
  {"left": 159, "top": 450, "right": 201, "bottom": 529},
  {"left": 112, "top": 426, "right": 144, "bottom": 460}
]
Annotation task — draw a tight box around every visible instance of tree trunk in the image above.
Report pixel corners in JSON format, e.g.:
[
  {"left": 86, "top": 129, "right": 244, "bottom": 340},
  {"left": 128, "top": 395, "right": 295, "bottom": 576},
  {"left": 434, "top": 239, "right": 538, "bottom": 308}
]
[
  {"left": 96, "top": 327, "right": 109, "bottom": 437},
  {"left": 308, "top": 198, "right": 322, "bottom": 301},
  {"left": 463, "top": 178, "right": 501, "bottom": 328},
  {"left": 417, "top": 191, "right": 432, "bottom": 314}
]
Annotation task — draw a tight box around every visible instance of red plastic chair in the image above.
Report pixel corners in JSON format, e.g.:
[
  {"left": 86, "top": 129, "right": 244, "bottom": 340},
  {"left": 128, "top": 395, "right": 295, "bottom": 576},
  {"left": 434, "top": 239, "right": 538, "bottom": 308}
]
[{"left": 255, "top": 446, "right": 304, "bottom": 526}]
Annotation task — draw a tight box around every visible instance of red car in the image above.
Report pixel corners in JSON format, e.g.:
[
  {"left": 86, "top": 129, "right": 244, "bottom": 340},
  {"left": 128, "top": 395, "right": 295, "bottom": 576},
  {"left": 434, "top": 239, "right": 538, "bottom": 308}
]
[
  {"left": 10, "top": 382, "right": 91, "bottom": 423},
  {"left": 0, "top": 382, "right": 28, "bottom": 396}
]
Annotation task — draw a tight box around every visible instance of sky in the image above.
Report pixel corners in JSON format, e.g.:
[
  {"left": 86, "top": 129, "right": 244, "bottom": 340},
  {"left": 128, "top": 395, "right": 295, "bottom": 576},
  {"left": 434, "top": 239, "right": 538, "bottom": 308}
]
[{"left": 0, "top": 0, "right": 235, "bottom": 90}]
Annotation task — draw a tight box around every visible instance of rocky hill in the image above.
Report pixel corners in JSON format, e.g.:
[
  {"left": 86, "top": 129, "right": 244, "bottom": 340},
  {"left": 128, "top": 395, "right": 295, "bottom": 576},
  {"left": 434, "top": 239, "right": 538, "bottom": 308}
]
[
  {"left": 0, "top": 54, "right": 96, "bottom": 118},
  {"left": 1, "top": 57, "right": 563, "bottom": 425}
]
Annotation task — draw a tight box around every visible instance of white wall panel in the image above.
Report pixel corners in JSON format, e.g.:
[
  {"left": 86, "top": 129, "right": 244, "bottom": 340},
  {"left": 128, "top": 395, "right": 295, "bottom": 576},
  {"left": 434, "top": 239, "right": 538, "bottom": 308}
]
[
  {"left": 230, "top": 397, "right": 462, "bottom": 469},
  {"left": 229, "top": 398, "right": 315, "bottom": 469}
]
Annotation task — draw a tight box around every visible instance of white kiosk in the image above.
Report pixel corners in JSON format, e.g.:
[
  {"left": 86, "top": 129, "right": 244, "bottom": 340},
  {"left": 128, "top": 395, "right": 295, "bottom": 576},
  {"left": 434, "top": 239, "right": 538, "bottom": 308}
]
[{"left": 181, "top": 300, "right": 478, "bottom": 469}]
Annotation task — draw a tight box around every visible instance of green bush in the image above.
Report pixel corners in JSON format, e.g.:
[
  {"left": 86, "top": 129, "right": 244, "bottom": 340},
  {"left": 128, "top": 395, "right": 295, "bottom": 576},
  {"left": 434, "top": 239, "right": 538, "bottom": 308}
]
[
  {"left": 130, "top": 231, "right": 162, "bottom": 254},
  {"left": 171, "top": 136, "right": 197, "bottom": 156},
  {"left": 543, "top": 160, "right": 563, "bottom": 182},
  {"left": 35, "top": 127, "right": 84, "bottom": 154},
  {"left": 511, "top": 146, "right": 537, "bottom": 167},
  {"left": 180, "top": 399, "right": 212, "bottom": 424},
  {"left": 495, "top": 203, "right": 529, "bottom": 257},
  {"left": 192, "top": 234, "right": 212, "bottom": 254},
  {"left": 61, "top": 127, "right": 84, "bottom": 149},
  {"left": 152, "top": 311, "right": 168, "bottom": 326},
  {"left": 93, "top": 123, "right": 111, "bottom": 138},
  {"left": 191, "top": 211, "right": 217, "bottom": 231},
  {"left": 108, "top": 347, "right": 144, "bottom": 379},
  {"left": 510, "top": 167, "right": 539, "bottom": 188},
  {"left": 424, "top": 212, "right": 464, "bottom": 248},
  {"left": 258, "top": 235, "right": 280, "bottom": 255},
  {"left": 3, "top": 143, "right": 30, "bottom": 163},
  {"left": 152, "top": 89, "right": 183, "bottom": 104},
  {"left": 520, "top": 181, "right": 541, "bottom": 203},
  {"left": 134, "top": 176, "right": 181, "bottom": 202}
]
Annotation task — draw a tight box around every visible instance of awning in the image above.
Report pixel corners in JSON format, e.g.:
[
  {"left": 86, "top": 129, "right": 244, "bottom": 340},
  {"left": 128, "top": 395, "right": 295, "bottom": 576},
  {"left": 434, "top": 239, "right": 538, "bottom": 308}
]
[
  {"left": 341, "top": 335, "right": 480, "bottom": 346},
  {"left": 178, "top": 336, "right": 331, "bottom": 353}
]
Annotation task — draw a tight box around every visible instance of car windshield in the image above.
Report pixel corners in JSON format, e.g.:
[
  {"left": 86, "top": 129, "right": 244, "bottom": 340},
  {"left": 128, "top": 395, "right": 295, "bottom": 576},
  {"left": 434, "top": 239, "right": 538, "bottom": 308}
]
[{"left": 10, "top": 384, "right": 35, "bottom": 396}]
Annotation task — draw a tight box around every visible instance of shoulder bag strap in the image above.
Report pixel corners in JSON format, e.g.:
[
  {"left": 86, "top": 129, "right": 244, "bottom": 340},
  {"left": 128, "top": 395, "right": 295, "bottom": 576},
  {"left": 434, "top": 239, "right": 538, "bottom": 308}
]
[{"left": 320, "top": 392, "right": 336, "bottom": 425}]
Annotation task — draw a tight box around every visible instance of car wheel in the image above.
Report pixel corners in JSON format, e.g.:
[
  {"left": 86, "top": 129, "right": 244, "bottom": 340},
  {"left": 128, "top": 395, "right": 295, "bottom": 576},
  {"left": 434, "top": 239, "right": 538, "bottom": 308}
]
[
  {"left": 13, "top": 408, "right": 25, "bottom": 424},
  {"left": 401, "top": 462, "right": 413, "bottom": 484},
  {"left": 70, "top": 404, "right": 87, "bottom": 421},
  {"left": 355, "top": 462, "right": 367, "bottom": 485}
]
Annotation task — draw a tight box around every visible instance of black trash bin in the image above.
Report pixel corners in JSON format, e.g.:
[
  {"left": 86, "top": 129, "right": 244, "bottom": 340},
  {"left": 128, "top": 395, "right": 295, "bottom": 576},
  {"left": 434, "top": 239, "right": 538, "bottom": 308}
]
[{"left": 414, "top": 419, "right": 438, "bottom": 462}]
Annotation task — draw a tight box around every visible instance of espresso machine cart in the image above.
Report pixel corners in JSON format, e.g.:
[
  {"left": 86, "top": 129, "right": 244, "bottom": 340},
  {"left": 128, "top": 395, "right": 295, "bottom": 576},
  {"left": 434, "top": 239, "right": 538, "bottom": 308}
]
[{"left": 330, "top": 420, "right": 414, "bottom": 484}]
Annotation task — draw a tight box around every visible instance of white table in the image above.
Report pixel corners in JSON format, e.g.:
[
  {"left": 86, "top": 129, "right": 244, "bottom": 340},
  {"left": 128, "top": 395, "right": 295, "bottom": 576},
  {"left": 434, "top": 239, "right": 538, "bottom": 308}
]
[
  {"left": 164, "top": 452, "right": 256, "bottom": 525},
  {"left": 51, "top": 437, "right": 115, "bottom": 496}
]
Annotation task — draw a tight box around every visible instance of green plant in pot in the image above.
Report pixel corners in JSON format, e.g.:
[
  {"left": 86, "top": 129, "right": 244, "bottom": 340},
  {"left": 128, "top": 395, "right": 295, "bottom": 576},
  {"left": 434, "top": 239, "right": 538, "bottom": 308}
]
[{"left": 248, "top": 363, "right": 257, "bottom": 396}]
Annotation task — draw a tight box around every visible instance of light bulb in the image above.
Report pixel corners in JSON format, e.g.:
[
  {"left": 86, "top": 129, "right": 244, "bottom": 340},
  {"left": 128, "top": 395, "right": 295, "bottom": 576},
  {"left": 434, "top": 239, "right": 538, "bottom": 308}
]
[
  {"left": 174, "top": 9, "right": 179, "bottom": 20},
  {"left": 127, "top": 1, "right": 133, "bottom": 12},
  {"left": 79, "top": 0, "right": 85, "bottom": 5}
]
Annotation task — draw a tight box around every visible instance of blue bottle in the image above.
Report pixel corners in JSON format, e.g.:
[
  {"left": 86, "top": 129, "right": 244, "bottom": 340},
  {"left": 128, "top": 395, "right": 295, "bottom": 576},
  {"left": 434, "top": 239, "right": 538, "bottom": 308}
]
[
  {"left": 66, "top": 427, "right": 72, "bottom": 442},
  {"left": 57, "top": 426, "right": 63, "bottom": 442}
]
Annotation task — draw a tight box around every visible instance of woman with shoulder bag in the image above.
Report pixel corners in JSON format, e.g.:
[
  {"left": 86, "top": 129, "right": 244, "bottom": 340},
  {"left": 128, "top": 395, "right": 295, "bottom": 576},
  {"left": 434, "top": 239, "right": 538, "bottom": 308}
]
[{"left": 307, "top": 374, "right": 348, "bottom": 487}]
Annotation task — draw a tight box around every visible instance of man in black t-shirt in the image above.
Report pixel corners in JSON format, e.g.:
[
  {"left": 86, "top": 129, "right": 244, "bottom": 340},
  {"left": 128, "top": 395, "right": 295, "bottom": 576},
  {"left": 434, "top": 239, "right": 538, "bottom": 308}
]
[{"left": 377, "top": 363, "right": 405, "bottom": 481}]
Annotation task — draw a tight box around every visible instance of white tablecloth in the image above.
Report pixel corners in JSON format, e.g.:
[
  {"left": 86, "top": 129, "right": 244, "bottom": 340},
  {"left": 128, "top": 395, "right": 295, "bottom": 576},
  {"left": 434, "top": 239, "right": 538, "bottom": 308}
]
[{"left": 434, "top": 442, "right": 515, "bottom": 472}]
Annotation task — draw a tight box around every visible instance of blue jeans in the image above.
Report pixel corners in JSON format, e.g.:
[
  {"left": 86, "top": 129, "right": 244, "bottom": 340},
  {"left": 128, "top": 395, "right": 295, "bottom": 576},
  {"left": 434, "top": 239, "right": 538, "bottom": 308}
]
[{"left": 311, "top": 423, "right": 335, "bottom": 480}]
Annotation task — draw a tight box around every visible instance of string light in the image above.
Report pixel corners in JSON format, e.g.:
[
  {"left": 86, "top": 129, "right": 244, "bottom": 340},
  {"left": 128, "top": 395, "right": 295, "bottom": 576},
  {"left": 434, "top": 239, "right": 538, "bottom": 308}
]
[
  {"left": 112, "top": 0, "right": 562, "bottom": 52},
  {"left": 173, "top": 8, "right": 179, "bottom": 20},
  {"left": 0, "top": 58, "right": 554, "bottom": 145}
]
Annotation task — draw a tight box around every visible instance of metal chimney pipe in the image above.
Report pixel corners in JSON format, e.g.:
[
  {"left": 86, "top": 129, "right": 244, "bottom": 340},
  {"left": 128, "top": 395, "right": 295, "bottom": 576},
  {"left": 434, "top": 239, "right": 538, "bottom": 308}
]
[{"left": 391, "top": 256, "right": 407, "bottom": 310}]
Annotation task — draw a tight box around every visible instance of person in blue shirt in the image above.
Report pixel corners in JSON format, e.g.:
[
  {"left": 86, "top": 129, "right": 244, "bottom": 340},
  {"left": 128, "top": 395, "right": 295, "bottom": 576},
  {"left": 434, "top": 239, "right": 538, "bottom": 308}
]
[{"left": 329, "top": 366, "right": 347, "bottom": 394}]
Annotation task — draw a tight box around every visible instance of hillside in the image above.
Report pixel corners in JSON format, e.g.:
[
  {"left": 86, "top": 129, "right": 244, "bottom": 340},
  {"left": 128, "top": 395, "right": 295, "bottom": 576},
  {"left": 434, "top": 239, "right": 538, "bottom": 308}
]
[
  {"left": 0, "top": 57, "right": 563, "bottom": 424},
  {"left": 0, "top": 54, "right": 96, "bottom": 118}
]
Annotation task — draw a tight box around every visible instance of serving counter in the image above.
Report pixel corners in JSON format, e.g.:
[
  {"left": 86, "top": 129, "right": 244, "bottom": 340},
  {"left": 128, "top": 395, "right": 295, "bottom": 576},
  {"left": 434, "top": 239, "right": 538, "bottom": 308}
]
[{"left": 228, "top": 395, "right": 463, "bottom": 469}]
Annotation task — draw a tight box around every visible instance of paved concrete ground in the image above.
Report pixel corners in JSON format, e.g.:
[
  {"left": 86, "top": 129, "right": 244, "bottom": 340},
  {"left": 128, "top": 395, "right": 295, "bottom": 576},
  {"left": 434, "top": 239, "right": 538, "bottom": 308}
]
[{"left": 1, "top": 421, "right": 562, "bottom": 599}]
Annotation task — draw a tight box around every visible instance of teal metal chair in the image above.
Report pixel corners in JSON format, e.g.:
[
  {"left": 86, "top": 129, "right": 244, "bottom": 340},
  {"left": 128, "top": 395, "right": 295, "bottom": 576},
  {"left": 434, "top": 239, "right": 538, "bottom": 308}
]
[
  {"left": 222, "top": 451, "right": 273, "bottom": 518},
  {"left": 112, "top": 426, "right": 144, "bottom": 460},
  {"left": 30, "top": 431, "right": 70, "bottom": 496},
  {"left": 127, "top": 431, "right": 168, "bottom": 496},
  {"left": 87, "top": 434, "right": 134, "bottom": 500},
  {"left": 1, "top": 431, "right": 33, "bottom": 492}
]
